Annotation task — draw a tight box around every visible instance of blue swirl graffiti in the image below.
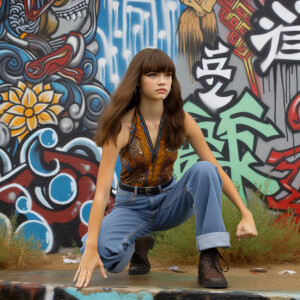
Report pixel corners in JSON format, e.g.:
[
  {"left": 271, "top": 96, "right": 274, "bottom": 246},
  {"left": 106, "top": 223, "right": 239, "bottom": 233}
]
[
  {"left": 0, "top": 43, "right": 32, "bottom": 84},
  {"left": 26, "top": 129, "right": 60, "bottom": 177},
  {"left": 49, "top": 173, "right": 77, "bottom": 204},
  {"left": 0, "top": 128, "right": 118, "bottom": 253},
  {"left": 0, "top": 184, "right": 54, "bottom": 253},
  {"left": 80, "top": 200, "right": 93, "bottom": 226}
]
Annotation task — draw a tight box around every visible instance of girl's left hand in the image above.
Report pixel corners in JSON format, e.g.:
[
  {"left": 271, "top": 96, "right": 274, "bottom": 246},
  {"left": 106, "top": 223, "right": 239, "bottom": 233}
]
[{"left": 236, "top": 212, "right": 258, "bottom": 241}]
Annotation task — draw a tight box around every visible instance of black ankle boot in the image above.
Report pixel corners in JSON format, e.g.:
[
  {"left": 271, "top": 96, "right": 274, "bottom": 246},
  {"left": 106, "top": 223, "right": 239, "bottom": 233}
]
[
  {"left": 198, "top": 248, "right": 229, "bottom": 288},
  {"left": 128, "top": 235, "right": 155, "bottom": 275}
]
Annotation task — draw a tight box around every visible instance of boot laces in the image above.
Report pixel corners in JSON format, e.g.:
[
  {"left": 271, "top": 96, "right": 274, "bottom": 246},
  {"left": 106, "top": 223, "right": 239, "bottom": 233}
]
[{"left": 215, "top": 249, "right": 229, "bottom": 272}]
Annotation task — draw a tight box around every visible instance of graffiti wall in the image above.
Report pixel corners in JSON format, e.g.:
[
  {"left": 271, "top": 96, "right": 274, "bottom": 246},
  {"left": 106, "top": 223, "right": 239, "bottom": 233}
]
[
  {"left": 174, "top": 0, "right": 300, "bottom": 223},
  {"left": 0, "top": 0, "right": 299, "bottom": 253}
]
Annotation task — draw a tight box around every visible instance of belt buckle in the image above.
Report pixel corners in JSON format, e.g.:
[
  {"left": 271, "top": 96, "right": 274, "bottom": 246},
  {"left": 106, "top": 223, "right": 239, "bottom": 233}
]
[{"left": 145, "top": 186, "right": 154, "bottom": 196}]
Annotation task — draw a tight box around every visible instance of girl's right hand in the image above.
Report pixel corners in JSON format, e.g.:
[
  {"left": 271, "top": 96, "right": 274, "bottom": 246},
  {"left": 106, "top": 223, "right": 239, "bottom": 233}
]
[{"left": 73, "top": 248, "right": 107, "bottom": 288}]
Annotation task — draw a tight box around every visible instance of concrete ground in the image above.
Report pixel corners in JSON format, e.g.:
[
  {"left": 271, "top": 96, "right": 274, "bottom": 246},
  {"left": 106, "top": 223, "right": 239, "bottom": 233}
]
[{"left": 0, "top": 263, "right": 300, "bottom": 300}]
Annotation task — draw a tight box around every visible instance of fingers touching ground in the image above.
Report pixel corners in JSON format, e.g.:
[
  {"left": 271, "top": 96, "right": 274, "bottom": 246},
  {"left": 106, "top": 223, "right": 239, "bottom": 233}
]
[
  {"left": 73, "top": 268, "right": 80, "bottom": 282},
  {"left": 74, "top": 268, "right": 94, "bottom": 288},
  {"left": 74, "top": 262, "right": 107, "bottom": 288},
  {"left": 99, "top": 263, "right": 107, "bottom": 279}
]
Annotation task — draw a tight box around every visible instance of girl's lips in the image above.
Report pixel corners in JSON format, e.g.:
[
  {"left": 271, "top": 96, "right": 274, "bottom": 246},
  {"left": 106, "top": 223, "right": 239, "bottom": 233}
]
[{"left": 156, "top": 89, "right": 167, "bottom": 92}]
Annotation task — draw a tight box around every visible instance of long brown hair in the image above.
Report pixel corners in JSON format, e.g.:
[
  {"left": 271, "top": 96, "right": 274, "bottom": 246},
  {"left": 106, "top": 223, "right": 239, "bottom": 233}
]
[{"left": 94, "top": 48, "right": 185, "bottom": 149}]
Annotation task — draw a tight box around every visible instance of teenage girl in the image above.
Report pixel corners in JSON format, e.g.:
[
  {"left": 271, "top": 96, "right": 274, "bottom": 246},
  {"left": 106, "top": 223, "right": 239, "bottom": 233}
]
[{"left": 74, "top": 48, "right": 257, "bottom": 289}]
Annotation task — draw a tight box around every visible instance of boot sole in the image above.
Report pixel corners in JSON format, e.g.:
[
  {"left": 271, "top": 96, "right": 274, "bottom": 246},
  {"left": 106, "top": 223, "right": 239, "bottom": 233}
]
[
  {"left": 128, "top": 266, "right": 151, "bottom": 275},
  {"left": 198, "top": 277, "right": 228, "bottom": 288},
  {"left": 129, "top": 235, "right": 154, "bottom": 275}
]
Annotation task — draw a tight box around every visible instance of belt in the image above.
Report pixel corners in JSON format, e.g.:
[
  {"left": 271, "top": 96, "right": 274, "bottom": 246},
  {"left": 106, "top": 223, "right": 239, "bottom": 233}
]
[{"left": 118, "top": 177, "right": 173, "bottom": 196}]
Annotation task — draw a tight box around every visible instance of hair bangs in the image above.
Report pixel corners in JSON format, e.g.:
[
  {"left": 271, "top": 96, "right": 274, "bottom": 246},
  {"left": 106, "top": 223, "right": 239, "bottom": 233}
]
[{"left": 140, "top": 49, "right": 175, "bottom": 75}]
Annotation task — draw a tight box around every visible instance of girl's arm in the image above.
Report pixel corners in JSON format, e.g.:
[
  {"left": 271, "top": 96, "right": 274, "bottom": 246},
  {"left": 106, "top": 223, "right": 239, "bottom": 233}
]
[
  {"left": 184, "top": 112, "right": 257, "bottom": 240},
  {"left": 73, "top": 121, "right": 130, "bottom": 288}
]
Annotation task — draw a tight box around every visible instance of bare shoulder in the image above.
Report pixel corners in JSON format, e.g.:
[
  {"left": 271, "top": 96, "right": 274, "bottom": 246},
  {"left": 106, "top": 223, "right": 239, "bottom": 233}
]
[
  {"left": 121, "top": 107, "right": 135, "bottom": 129},
  {"left": 184, "top": 111, "right": 192, "bottom": 121},
  {"left": 183, "top": 111, "right": 196, "bottom": 137},
  {"left": 117, "top": 107, "right": 135, "bottom": 148}
]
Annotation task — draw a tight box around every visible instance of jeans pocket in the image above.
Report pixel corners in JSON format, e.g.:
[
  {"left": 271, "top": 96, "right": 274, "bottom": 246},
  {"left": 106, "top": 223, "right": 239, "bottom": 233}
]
[{"left": 115, "top": 189, "right": 135, "bottom": 203}]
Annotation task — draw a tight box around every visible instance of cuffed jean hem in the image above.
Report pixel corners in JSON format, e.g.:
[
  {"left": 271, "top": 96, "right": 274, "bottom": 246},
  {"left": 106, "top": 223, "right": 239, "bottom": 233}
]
[
  {"left": 107, "top": 243, "right": 135, "bottom": 273},
  {"left": 196, "top": 232, "right": 231, "bottom": 251}
]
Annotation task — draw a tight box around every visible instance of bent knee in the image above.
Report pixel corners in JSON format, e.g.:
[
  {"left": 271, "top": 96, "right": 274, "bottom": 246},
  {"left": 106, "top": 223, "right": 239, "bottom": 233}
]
[
  {"left": 192, "top": 161, "right": 218, "bottom": 175},
  {"left": 190, "top": 161, "right": 222, "bottom": 185},
  {"left": 98, "top": 235, "right": 124, "bottom": 260}
]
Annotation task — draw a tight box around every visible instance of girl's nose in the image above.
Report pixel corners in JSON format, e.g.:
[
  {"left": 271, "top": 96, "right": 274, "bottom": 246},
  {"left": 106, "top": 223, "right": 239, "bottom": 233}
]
[{"left": 158, "top": 74, "right": 166, "bottom": 83}]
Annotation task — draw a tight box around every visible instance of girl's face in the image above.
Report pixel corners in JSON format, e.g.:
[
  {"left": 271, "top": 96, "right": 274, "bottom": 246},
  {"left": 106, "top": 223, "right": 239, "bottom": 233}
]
[{"left": 139, "top": 71, "right": 172, "bottom": 102}]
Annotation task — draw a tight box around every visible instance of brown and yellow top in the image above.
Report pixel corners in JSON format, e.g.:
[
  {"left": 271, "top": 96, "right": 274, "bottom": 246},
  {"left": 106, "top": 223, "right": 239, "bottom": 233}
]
[{"left": 119, "top": 107, "right": 178, "bottom": 187}]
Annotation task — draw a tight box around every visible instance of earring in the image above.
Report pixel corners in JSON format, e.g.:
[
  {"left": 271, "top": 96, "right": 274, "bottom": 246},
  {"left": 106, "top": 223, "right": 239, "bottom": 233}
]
[{"left": 134, "top": 86, "right": 140, "bottom": 96}]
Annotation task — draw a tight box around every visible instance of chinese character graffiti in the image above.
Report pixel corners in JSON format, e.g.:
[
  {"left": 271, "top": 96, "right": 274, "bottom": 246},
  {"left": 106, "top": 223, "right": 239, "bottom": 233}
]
[
  {"left": 192, "top": 38, "right": 237, "bottom": 113},
  {"left": 175, "top": 88, "right": 282, "bottom": 204},
  {"left": 246, "top": 0, "right": 300, "bottom": 76},
  {"left": 267, "top": 145, "right": 300, "bottom": 222}
]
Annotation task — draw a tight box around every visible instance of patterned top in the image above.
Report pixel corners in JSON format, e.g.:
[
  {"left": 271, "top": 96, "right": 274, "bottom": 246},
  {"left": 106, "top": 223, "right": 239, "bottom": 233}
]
[{"left": 119, "top": 107, "right": 178, "bottom": 187}]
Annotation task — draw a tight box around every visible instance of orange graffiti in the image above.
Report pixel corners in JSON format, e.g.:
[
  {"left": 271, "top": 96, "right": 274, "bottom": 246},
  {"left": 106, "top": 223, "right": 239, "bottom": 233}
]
[
  {"left": 0, "top": 81, "right": 64, "bottom": 141},
  {"left": 217, "top": 0, "right": 260, "bottom": 97}
]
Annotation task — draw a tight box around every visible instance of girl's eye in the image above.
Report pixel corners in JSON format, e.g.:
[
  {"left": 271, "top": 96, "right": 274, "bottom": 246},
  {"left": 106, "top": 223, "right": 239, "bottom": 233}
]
[
  {"left": 147, "top": 73, "right": 157, "bottom": 77},
  {"left": 166, "top": 73, "right": 172, "bottom": 77}
]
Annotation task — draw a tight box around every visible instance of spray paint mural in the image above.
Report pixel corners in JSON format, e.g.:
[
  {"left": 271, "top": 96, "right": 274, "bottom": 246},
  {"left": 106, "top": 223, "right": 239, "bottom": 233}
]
[
  {"left": 175, "top": 0, "right": 300, "bottom": 223},
  {"left": 0, "top": 0, "right": 184, "bottom": 253},
  {"left": 0, "top": 0, "right": 299, "bottom": 253},
  {"left": 0, "top": 0, "right": 114, "bottom": 252}
]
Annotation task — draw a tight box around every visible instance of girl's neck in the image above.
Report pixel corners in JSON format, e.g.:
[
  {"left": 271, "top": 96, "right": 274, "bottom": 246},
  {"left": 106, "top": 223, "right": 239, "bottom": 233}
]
[{"left": 138, "top": 98, "right": 164, "bottom": 120}]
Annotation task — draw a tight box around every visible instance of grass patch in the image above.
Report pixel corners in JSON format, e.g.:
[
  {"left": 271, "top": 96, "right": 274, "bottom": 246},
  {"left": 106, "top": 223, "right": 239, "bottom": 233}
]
[
  {"left": 150, "top": 216, "right": 198, "bottom": 266},
  {"left": 149, "top": 192, "right": 300, "bottom": 267},
  {"left": 0, "top": 214, "right": 45, "bottom": 270},
  {"left": 222, "top": 191, "right": 300, "bottom": 266}
]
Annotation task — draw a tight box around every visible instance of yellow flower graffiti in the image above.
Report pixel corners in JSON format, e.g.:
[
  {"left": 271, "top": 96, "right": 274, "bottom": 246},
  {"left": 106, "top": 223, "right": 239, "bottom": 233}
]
[{"left": 0, "top": 81, "right": 64, "bottom": 141}]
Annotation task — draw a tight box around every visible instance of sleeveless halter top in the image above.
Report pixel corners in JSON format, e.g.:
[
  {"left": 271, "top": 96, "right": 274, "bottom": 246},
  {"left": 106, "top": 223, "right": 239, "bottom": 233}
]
[{"left": 119, "top": 107, "right": 178, "bottom": 187}]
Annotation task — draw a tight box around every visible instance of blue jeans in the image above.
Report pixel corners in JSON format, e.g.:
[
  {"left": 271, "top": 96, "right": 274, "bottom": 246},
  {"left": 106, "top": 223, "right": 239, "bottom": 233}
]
[{"left": 81, "top": 161, "right": 231, "bottom": 273}]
